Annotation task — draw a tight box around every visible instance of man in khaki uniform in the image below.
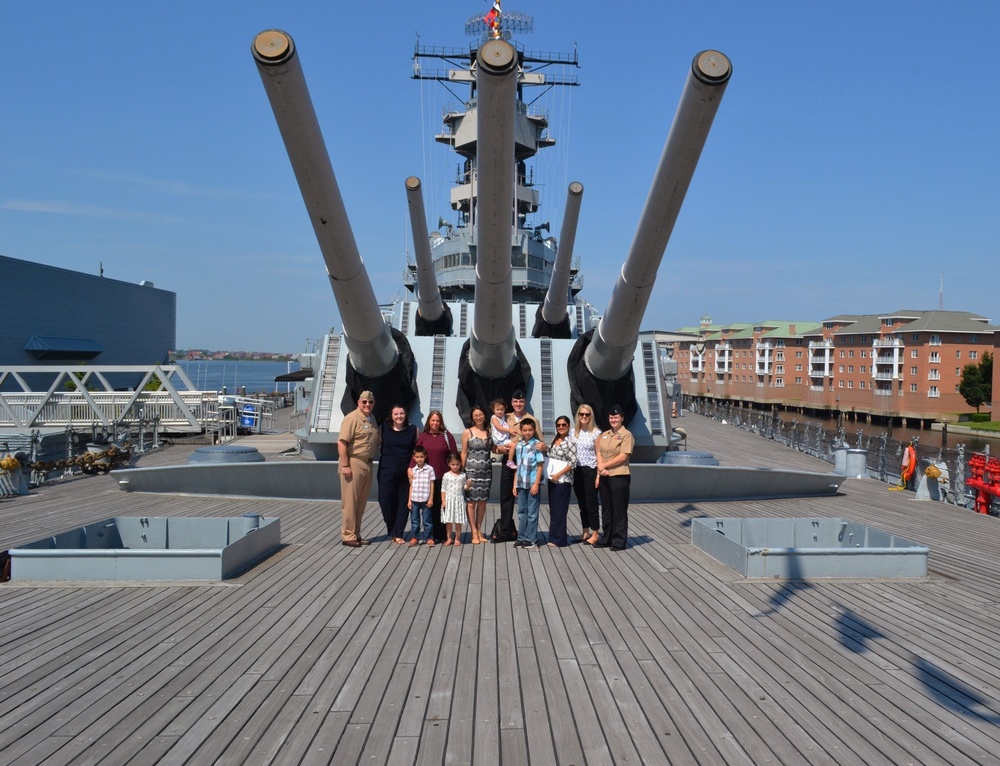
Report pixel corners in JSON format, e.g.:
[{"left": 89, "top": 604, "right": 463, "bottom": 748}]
[{"left": 338, "top": 390, "right": 381, "bottom": 546}]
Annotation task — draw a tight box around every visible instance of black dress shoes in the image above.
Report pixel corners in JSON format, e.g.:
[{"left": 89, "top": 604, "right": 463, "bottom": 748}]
[{"left": 342, "top": 540, "right": 363, "bottom": 547}]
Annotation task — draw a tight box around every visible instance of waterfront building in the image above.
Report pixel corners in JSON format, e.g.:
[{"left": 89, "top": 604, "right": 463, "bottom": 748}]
[
  {"left": 0, "top": 255, "right": 176, "bottom": 391},
  {"left": 676, "top": 310, "right": 997, "bottom": 424}
]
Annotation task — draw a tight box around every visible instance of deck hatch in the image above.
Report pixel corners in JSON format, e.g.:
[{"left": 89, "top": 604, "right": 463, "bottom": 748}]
[
  {"left": 8, "top": 515, "right": 281, "bottom": 582},
  {"left": 692, "top": 517, "right": 928, "bottom": 578}
]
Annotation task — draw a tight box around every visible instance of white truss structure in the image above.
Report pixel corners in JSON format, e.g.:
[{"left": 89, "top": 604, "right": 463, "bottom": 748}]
[{"left": 0, "top": 365, "right": 216, "bottom": 432}]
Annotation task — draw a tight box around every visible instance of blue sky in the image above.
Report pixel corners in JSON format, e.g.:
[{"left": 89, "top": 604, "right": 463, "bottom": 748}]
[{"left": 3, "top": 1, "right": 998, "bottom": 351}]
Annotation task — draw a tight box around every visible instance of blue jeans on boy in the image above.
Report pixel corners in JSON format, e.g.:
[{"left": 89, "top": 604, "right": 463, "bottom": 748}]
[
  {"left": 410, "top": 501, "right": 432, "bottom": 541},
  {"left": 516, "top": 488, "right": 540, "bottom": 544}
]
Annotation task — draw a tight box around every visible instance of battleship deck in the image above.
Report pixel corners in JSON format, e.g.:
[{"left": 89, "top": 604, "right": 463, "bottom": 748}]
[{"left": 1, "top": 416, "right": 999, "bottom": 764}]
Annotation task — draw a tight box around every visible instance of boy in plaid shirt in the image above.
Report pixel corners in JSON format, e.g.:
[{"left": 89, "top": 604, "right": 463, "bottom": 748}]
[
  {"left": 407, "top": 446, "right": 436, "bottom": 546},
  {"left": 510, "top": 417, "right": 545, "bottom": 548}
]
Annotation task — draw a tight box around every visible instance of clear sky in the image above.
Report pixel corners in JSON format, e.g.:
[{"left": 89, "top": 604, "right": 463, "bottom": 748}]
[{"left": 3, "top": 1, "right": 998, "bottom": 351}]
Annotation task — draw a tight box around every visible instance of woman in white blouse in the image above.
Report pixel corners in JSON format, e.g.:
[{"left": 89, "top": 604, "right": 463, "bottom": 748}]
[{"left": 571, "top": 404, "right": 600, "bottom": 545}]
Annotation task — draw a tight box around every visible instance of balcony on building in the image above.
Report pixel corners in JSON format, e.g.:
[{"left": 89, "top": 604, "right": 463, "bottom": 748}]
[
  {"left": 756, "top": 341, "right": 773, "bottom": 375},
  {"left": 714, "top": 342, "right": 733, "bottom": 374},
  {"left": 688, "top": 347, "right": 705, "bottom": 373},
  {"left": 873, "top": 337, "right": 904, "bottom": 348}
]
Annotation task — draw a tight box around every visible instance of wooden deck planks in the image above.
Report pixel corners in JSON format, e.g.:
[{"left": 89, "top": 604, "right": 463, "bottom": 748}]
[{"left": 2, "top": 415, "right": 1000, "bottom": 764}]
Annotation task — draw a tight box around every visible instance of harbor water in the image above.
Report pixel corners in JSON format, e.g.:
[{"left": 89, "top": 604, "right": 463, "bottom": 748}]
[{"left": 175, "top": 360, "right": 300, "bottom": 395}]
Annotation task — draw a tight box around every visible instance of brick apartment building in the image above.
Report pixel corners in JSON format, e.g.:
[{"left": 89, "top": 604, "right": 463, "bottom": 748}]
[{"left": 674, "top": 310, "right": 997, "bottom": 425}]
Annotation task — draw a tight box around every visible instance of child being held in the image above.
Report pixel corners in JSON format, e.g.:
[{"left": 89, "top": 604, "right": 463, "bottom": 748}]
[{"left": 490, "top": 398, "right": 514, "bottom": 463}]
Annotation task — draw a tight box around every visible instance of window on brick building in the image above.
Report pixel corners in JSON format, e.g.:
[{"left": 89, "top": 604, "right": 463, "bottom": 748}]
[
  {"left": 910, "top": 384, "right": 917, "bottom": 392},
  {"left": 970, "top": 351, "right": 978, "bottom": 360}
]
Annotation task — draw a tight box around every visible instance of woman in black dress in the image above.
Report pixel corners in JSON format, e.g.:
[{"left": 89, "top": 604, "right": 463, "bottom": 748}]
[{"left": 377, "top": 404, "right": 417, "bottom": 544}]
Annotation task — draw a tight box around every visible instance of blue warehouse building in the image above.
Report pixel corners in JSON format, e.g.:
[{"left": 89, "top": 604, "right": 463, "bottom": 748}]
[{"left": 1, "top": 255, "right": 176, "bottom": 391}]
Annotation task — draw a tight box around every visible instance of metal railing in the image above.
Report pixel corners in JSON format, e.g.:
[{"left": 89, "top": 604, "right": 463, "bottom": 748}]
[
  {"left": 0, "top": 390, "right": 213, "bottom": 432},
  {"left": 684, "top": 395, "right": 981, "bottom": 511}
]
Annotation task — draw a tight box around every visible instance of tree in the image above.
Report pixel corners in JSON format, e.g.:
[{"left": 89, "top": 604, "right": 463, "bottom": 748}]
[
  {"left": 980, "top": 351, "right": 993, "bottom": 405},
  {"left": 959, "top": 352, "right": 992, "bottom": 413}
]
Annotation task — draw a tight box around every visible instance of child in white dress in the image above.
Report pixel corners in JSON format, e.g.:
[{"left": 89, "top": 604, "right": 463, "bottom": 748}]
[{"left": 440, "top": 453, "right": 469, "bottom": 545}]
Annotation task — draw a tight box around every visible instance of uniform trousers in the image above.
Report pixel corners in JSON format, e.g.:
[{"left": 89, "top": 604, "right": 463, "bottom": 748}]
[
  {"left": 498, "top": 462, "right": 517, "bottom": 537},
  {"left": 341, "top": 458, "right": 373, "bottom": 542},
  {"left": 598, "top": 474, "right": 630, "bottom": 550}
]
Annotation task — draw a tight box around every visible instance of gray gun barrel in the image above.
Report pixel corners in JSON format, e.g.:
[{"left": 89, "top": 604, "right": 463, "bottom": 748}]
[
  {"left": 541, "top": 181, "right": 584, "bottom": 325},
  {"left": 252, "top": 29, "right": 397, "bottom": 378},
  {"left": 469, "top": 38, "right": 519, "bottom": 379},
  {"left": 586, "top": 50, "right": 731, "bottom": 381},
  {"left": 404, "top": 177, "right": 446, "bottom": 323}
]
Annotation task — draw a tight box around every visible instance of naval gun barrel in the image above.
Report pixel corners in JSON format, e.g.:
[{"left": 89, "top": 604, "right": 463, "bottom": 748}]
[
  {"left": 537, "top": 182, "right": 584, "bottom": 336},
  {"left": 585, "top": 50, "right": 731, "bottom": 382},
  {"left": 470, "top": 38, "right": 519, "bottom": 379},
  {"left": 252, "top": 30, "right": 397, "bottom": 378},
  {"left": 405, "top": 177, "right": 452, "bottom": 335}
]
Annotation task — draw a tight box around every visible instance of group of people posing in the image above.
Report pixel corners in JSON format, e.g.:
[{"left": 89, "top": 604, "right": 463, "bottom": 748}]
[{"left": 337, "top": 389, "right": 633, "bottom": 552}]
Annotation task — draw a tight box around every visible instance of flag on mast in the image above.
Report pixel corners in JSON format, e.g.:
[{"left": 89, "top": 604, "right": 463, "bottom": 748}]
[{"left": 484, "top": 1, "right": 501, "bottom": 30}]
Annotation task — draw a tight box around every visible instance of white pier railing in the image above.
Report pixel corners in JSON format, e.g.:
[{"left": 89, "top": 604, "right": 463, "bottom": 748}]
[{"left": 0, "top": 364, "right": 216, "bottom": 432}]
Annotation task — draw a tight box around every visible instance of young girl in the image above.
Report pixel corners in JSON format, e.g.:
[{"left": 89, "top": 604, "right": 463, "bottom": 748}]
[
  {"left": 490, "top": 398, "right": 514, "bottom": 459},
  {"left": 440, "top": 453, "right": 469, "bottom": 545}
]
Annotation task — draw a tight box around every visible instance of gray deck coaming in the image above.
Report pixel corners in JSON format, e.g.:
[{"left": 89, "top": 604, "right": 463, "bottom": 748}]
[{"left": 1, "top": 416, "right": 999, "bottom": 764}]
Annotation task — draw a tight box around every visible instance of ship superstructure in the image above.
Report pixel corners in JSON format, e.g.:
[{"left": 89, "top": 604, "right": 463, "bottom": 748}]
[
  {"left": 251, "top": 6, "right": 732, "bottom": 461},
  {"left": 403, "top": 12, "right": 583, "bottom": 311}
]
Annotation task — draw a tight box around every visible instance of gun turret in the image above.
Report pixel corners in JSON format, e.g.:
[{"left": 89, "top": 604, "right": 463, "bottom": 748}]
[
  {"left": 456, "top": 37, "right": 531, "bottom": 422},
  {"left": 572, "top": 50, "right": 731, "bottom": 426},
  {"left": 469, "top": 38, "right": 519, "bottom": 379},
  {"left": 535, "top": 182, "right": 584, "bottom": 338},
  {"left": 252, "top": 30, "right": 416, "bottom": 418},
  {"left": 405, "top": 176, "right": 452, "bottom": 336}
]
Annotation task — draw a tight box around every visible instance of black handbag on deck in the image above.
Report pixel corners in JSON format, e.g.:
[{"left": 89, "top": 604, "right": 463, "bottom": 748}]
[{"left": 489, "top": 519, "right": 517, "bottom": 543}]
